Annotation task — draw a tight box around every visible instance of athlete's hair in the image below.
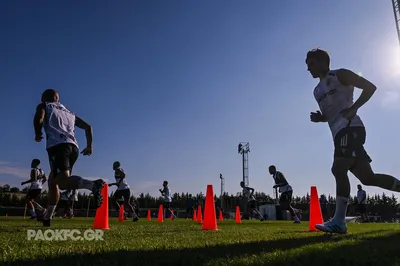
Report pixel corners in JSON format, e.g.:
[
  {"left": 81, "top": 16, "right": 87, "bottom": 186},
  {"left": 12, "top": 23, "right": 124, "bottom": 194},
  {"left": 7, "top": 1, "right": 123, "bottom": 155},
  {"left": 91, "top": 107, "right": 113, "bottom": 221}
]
[
  {"left": 268, "top": 165, "right": 276, "bottom": 171},
  {"left": 163, "top": 181, "right": 168, "bottom": 185},
  {"left": 41, "top": 89, "right": 59, "bottom": 103},
  {"left": 31, "top": 159, "right": 40, "bottom": 167},
  {"left": 305, "top": 48, "right": 330, "bottom": 66}
]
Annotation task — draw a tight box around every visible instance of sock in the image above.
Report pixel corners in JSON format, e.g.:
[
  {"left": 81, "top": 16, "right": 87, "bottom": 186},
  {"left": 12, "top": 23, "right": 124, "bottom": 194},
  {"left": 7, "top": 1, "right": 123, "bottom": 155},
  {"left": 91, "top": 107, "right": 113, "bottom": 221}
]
[
  {"left": 33, "top": 202, "right": 44, "bottom": 211},
  {"left": 44, "top": 205, "right": 57, "bottom": 220},
  {"left": 72, "top": 175, "right": 94, "bottom": 190},
  {"left": 294, "top": 215, "right": 300, "bottom": 222},
  {"left": 333, "top": 196, "right": 349, "bottom": 223}
]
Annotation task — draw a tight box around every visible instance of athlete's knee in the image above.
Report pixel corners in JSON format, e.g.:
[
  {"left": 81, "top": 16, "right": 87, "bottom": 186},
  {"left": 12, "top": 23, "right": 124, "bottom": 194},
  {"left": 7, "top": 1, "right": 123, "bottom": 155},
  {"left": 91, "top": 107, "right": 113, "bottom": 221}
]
[{"left": 331, "top": 159, "right": 352, "bottom": 178}]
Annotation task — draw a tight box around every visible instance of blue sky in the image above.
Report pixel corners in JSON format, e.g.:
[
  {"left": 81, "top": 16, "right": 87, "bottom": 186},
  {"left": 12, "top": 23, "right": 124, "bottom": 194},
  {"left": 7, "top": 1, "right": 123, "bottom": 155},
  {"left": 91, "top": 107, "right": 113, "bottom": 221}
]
[{"left": 1, "top": 0, "right": 400, "bottom": 199}]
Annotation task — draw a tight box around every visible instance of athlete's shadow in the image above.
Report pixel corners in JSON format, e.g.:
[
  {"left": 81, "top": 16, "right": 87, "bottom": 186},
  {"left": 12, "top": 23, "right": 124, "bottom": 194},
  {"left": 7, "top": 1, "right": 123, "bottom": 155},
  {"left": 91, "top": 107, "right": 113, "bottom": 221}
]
[{"left": 4, "top": 230, "right": 399, "bottom": 266}]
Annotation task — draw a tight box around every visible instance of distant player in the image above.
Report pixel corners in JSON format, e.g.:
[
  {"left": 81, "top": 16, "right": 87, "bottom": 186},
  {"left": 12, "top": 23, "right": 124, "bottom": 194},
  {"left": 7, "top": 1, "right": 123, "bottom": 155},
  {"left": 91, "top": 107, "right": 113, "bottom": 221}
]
[
  {"left": 59, "top": 189, "right": 77, "bottom": 218},
  {"left": 307, "top": 48, "right": 400, "bottom": 233},
  {"left": 20, "top": 159, "right": 47, "bottom": 219},
  {"left": 269, "top": 165, "right": 301, "bottom": 223},
  {"left": 240, "top": 181, "right": 264, "bottom": 221},
  {"left": 33, "top": 89, "right": 105, "bottom": 226},
  {"left": 356, "top": 185, "right": 368, "bottom": 222},
  {"left": 159, "top": 181, "right": 176, "bottom": 219},
  {"left": 108, "top": 161, "right": 139, "bottom": 222}
]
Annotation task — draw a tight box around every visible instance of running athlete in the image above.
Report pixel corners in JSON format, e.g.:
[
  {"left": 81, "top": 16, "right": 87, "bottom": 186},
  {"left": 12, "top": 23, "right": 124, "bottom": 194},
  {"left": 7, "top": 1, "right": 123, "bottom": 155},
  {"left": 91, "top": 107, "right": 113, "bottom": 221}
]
[
  {"left": 33, "top": 89, "right": 105, "bottom": 226},
  {"left": 240, "top": 181, "right": 264, "bottom": 221},
  {"left": 159, "top": 181, "right": 176, "bottom": 219},
  {"left": 108, "top": 161, "right": 139, "bottom": 222},
  {"left": 21, "top": 159, "right": 47, "bottom": 219},
  {"left": 307, "top": 48, "right": 400, "bottom": 233},
  {"left": 269, "top": 165, "right": 301, "bottom": 223}
]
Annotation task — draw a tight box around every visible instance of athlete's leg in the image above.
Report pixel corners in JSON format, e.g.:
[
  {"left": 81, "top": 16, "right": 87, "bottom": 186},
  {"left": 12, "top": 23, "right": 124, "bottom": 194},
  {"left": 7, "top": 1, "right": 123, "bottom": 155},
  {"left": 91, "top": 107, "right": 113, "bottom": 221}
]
[
  {"left": 350, "top": 159, "right": 400, "bottom": 193},
  {"left": 280, "top": 191, "right": 300, "bottom": 223},
  {"left": 316, "top": 127, "right": 363, "bottom": 233},
  {"left": 42, "top": 144, "right": 104, "bottom": 225},
  {"left": 123, "top": 190, "right": 139, "bottom": 221}
]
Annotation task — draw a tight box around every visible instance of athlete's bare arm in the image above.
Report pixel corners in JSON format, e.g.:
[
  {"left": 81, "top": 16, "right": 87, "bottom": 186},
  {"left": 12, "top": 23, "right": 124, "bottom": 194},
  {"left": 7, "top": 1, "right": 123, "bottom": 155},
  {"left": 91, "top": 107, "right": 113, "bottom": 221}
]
[
  {"left": 33, "top": 103, "right": 45, "bottom": 141},
  {"left": 42, "top": 173, "right": 47, "bottom": 184},
  {"left": 336, "top": 68, "right": 377, "bottom": 110},
  {"left": 75, "top": 116, "right": 93, "bottom": 148},
  {"left": 21, "top": 169, "right": 37, "bottom": 186}
]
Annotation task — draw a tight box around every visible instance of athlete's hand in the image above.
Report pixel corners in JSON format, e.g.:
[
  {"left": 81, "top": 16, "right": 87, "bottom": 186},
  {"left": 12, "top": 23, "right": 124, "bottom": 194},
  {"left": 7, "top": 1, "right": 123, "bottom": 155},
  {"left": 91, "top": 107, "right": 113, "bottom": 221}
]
[
  {"left": 310, "top": 111, "right": 323, "bottom": 122},
  {"left": 340, "top": 107, "right": 357, "bottom": 121},
  {"left": 35, "top": 134, "right": 43, "bottom": 142},
  {"left": 81, "top": 146, "right": 92, "bottom": 156}
]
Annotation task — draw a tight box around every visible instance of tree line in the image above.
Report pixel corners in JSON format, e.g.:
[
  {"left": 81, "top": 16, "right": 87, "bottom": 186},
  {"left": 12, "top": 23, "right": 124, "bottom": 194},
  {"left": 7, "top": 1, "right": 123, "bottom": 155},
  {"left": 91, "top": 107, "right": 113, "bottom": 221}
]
[{"left": 0, "top": 184, "right": 398, "bottom": 212}]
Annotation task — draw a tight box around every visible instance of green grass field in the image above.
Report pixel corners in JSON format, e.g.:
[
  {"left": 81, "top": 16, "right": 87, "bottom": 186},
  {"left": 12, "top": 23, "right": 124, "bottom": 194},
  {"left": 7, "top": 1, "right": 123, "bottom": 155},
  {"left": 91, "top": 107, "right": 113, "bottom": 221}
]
[{"left": 1, "top": 217, "right": 400, "bottom": 266}]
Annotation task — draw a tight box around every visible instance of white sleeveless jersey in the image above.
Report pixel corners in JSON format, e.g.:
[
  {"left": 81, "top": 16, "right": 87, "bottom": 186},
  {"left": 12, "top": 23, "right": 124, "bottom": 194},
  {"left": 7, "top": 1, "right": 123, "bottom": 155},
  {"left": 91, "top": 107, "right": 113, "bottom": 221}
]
[
  {"left": 29, "top": 168, "right": 45, "bottom": 190},
  {"left": 115, "top": 168, "right": 129, "bottom": 190},
  {"left": 43, "top": 102, "right": 79, "bottom": 149},
  {"left": 313, "top": 69, "right": 364, "bottom": 139},
  {"left": 243, "top": 187, "right": 255, "bottom": 201},
  {"left": 163, "top": 186, "right": 172, "bottom": 202}
]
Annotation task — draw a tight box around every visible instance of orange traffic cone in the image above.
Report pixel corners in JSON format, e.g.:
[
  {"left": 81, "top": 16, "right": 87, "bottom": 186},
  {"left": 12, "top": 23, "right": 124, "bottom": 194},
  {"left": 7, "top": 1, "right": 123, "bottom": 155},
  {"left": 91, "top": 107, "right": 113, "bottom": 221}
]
[
  {"left": 193, "top": 209, "right": 197, "bottom": 222},
  {"left": 309, "top": 186, "right": 324, "bottom": 231},
  {"left": 197, "top": 205, "right": 203, "bottom": 223},
  {"left": 219, "top": 210, "right": 223, "bottom": 222},
  {"left": 157, "top": 204, "right": 164, "bottom": 223},
  {"left": 235, "top": 206, "right": 241, "bottom": 224},
  {"left": 201, "top": 185, "right": 218, "bottom": 231},
  {"left": 170, "top": 210, "right": 174, "bottom": 220},
  {"left": 92, "top": 183, "right": 110, "bottom": 230},
  {"left": 147, "top": 209, "right": 151, "bottom": 221},
  {"left": 118, "top": 204, "right": 124, "bottom": 222}
]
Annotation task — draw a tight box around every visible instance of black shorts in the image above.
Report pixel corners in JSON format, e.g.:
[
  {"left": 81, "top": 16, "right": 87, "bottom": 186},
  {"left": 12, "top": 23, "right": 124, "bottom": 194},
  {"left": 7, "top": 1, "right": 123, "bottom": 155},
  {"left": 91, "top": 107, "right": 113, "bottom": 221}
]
[
  {"left": 27, "top": 189, "right": 41, "bottom": 200},
  {"left": 47, "top": 143, "right": 79, "bottom": 175},
  {"left": 357, "top": 204, "right": 366, "bottom": 214},
  {"left": 163, "top": 202, "right": 171, "bottom": 209},
  {"left": 248, "top": 200, "right": 256, "bottom": 209},
  {"left": 114, "top": 189, "right": 131, "bottom": 201},
  {"left": 279, "top": 190, "right": 292, "bottom": 203},
  {"left": 334, "top": 126, "right": 372, "bottom": 163}
]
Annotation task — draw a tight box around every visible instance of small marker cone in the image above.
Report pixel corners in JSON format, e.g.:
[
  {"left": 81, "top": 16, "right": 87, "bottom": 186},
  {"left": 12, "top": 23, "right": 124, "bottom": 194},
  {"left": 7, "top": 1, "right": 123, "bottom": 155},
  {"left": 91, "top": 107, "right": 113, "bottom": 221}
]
[
  {"left": 219, "top": 210, "right": 223, "bottom": 222},
  {"left": 147, "top": 209, "right": 151, "bottom": 221},
  {"left": 193, "top": 209, "right": 198, "bottom": 222},
  {"left": 92, "top": 183, "right": 110, "bottom": 230},
  {"left": 5, "top": 213, "right": 8, "bottom": 217},
  {"left": 197, "top": 205, "right": 203, "bottom": 223},
  {"left": 157, "top": 204, "right": 164, "bottom": 223},
  {"left": 309, "top": 186, "right": 324, "bottom": 231},
  {"left": 170, "top": 210, "right": 174, "bottom": 220},
  {"left": 201, "top": 184, "right": 218, "bottom": 231},
  {"left": 118, "top": 204, "right": 124, "bottom": 222},
  {"left": 235, "top": 206, "right": 241, "bottom": 224}
]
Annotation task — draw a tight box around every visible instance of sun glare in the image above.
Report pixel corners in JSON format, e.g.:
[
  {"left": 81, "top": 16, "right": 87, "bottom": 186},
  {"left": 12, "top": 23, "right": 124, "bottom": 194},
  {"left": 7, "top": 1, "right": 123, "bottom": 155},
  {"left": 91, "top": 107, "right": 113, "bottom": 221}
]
[{"left": 386, "top": 44, "right": 400, "bottom": 79}]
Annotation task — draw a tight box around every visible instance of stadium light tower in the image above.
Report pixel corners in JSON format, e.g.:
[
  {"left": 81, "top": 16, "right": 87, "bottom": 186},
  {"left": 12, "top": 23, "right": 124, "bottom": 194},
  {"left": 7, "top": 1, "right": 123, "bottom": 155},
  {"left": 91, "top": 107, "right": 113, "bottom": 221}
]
[
  {"left": 238, "top": 142, "right": 250, "bottom": 187},
  {"left": 392, "top": 0, "right": 400, "bottom": 46},
  {"left": 219, "top": 173, "right": 224, "bottom": 209}
]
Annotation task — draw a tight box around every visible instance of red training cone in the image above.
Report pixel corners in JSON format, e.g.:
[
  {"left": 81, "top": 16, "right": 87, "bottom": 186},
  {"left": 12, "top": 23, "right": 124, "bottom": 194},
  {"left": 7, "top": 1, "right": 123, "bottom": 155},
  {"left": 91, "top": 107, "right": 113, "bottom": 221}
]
[
  {"left": 193, "top": 209, "right": 197, "bottom": 222},
  {"left": 309, "top": 186, "right": 324, "bottom": 231},
  {"left": 197, "top": 205, "right": 203, "bottom": 223},
  {"left": 219, "top": 210, "right": 223, "bottom": 222},
  {"left": 235, "top": 206, "right": 241, "bottom": 224},
  {"left": 147, "top": 209, "right": 151, "bottom": 221},
  {"left": 201, "top": 184, "right": 218, "bottom": 231},
  {"left": 92, "top": 183, "right": 110, "bottom": 230},
  {"left": 157, "top": 204, "right": 164, "bottom": 223},
  {"left": 118, "top": 204, "right": 124, "bottom": 222}
]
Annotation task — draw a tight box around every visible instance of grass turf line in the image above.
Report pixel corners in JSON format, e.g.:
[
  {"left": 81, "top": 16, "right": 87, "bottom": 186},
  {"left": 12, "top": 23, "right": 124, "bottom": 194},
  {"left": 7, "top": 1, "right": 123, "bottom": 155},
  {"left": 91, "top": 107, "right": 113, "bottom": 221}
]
[{"left": 0, "top": 217, "right": 399, "bottom": 266}]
